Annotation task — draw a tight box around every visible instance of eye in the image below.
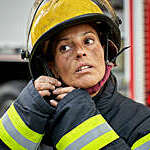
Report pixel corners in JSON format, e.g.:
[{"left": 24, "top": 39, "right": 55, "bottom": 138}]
[
  {"left": 59, "top": 45, "right": 71, "bottom": 52},
  {"left": 84, "top": 38, "right": 94, "bottom": 45}
]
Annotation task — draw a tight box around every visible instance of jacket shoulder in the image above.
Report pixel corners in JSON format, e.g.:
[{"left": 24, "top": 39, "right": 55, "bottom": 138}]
[{"left": 111, "top": 92, "right": 150, "bottom": 146}]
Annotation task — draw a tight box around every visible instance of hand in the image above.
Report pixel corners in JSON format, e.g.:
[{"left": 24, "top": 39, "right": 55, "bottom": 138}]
[
  {"left": 50, "top": 87, "right": 75, "bottom": 107},
  {"left": 34, "top": 76, "right": 62, "bottom": 97}
]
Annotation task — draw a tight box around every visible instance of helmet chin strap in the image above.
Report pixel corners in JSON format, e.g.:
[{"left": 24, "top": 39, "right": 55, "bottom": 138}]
[
  {"left": 38, "top": 54, "right": 67, "bottom": 88},
  {"left": 85, "top": 35, "right": 130, "bottom": 95},
  {"left": 85, "top": 35, "right": 113, "bottom": 96}
]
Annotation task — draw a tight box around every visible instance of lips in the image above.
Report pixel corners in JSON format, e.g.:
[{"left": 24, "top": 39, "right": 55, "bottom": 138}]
[{"left": 76, "top": 63, "right": 93, "bottom": 72}]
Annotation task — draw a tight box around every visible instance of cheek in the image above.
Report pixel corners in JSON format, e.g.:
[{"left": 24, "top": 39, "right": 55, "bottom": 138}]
[
  {"left": 92, "top": 44, "right": 105, "bottom": 63},
  {"left": 55, "top": 56, "right": 70, "bottom": 76},
  {"left": 92, "top": 45, "right": 106, "bottom": 77}
]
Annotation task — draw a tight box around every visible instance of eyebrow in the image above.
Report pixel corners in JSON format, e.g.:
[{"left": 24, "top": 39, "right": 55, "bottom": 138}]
[
  {"left": 82, "top": 31, "right": 96, "bottom": 36},
  {"left": 55, "top": 30, "right": 96, "bottom": 45}
]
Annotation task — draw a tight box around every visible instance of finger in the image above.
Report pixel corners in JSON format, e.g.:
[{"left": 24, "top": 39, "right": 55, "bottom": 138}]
[
  {"left": 39, "top": 90, "right": 51, "bottom": 97},
  {"left": 49, "top": 100, "right": 58, "bottom": 107},
  {"left": 35, "top": 76, "right": 61, "bottom": 86},
  {"left": 35, "top": 82, "right": 55, "bottom": 91},
  {"left": 53, "top": 87, "right": 75, "bottom": 95},
  {"left": 56, "top": 94, "right": 67, "bottom": 100}
]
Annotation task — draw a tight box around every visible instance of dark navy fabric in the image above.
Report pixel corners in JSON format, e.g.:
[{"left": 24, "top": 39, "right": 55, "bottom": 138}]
[{"left": 0, "top": 75, "right": 150, "bottom": 149}]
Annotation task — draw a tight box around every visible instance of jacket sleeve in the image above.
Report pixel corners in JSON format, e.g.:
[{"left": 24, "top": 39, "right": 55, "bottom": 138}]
[
  {"left": 127, "top": 103, "right": 150, "bottom": 150},
  {"left": 0, "top": 80, "right": 55, "bottom": 150},
  {"left": 131, "top": 133, "right": 150, "bottom": 150},
  {"left": 49, "top": 88, "right": 131, "bottom": 150}
]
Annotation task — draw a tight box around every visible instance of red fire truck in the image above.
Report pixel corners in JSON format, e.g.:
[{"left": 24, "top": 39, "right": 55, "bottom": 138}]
[{"left": 124, "top": 0, "right": 150, "bottom": 106}]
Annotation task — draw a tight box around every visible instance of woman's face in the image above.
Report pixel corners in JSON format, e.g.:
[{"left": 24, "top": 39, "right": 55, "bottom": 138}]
[{"left": 49, "top": 24, "right": 105, "bottom": 89}]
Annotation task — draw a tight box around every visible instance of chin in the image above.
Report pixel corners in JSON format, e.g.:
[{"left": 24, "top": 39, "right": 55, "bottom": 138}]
[
  {"left": 63, "top": 72, "right": 105, "bottom": 88},
  {"left": 72, "top": 76, "right": 102, "bottom": 89}
]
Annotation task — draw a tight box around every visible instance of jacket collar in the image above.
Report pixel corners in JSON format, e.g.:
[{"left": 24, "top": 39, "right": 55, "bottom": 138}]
[{"left": 93, "top": 73, "right": 118, "bottom": 115}]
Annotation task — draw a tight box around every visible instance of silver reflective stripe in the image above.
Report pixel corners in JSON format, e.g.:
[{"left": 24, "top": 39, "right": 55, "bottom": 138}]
[
  {"left": 2, "top": 113, "right": 40, "bottom": 150},
  {"left": 65, "top": 122, "right": 112, "bottom": 150},
  {"left": 135, "top": 141, "right": 150, "bottom": 150}
]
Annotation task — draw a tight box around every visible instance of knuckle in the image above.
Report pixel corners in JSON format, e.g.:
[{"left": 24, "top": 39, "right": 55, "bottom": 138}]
[
  {"left": 51, "top": 78, "right": 57, "bottom": 85},
  {"left": 34, "top": 79, "right": 38, "bottom": 85},
  {"left": 50, "top": 100, "right": 58, "bottom": 106},
  {"left": 39, "top": 90, "right": 50, "bottom": 97},
  {"left": 35, "top": 83, "right": 41, "bottom": 90},
  {"left": 70, "top": 87, "right": 75, "bottom": 91},
  {"left": 57, "top": 95, "right": 61, "bottom": 99},
  {"left": 51, "top": 85, "right": 55, "bottom": 90},
  {"left": 39, "top": 91, "right": 44, "bottom": 96},
  {"left": 57, "top": 94, "right": 66, "bottom": 100},
  {"left": 47, "top": 77, "right": 54, "bottom": 84},
  {"left": 38, "top": 76, "right": 44, "bottom": 80}
]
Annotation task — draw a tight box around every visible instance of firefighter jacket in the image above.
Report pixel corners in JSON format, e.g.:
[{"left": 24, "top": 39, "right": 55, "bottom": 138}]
[{"left": 0, "top": 74, "right": 150, "bottom": 150}]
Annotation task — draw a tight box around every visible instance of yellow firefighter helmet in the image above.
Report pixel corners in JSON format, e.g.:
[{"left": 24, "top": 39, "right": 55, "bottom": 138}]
[{"left": 25, "top": 0, "right": 121, "bottom": 79}]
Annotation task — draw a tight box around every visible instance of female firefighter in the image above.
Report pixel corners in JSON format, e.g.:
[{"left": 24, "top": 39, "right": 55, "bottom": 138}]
[{"left": 0, "top": 0, "right": 150, "bottom": 149}]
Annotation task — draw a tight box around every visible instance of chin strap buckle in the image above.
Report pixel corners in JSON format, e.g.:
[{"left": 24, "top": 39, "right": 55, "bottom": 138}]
[
  {"left": 111, "top": 46, "right": 131, "bottom": 64},
  {"left": 21, "top": 50, "right": 30, "bottom": 59}
]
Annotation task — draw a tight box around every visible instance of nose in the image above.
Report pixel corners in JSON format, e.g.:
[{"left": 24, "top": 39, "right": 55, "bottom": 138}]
[{"left": 76, "top": 48, "right": 87, "bottom": 59}]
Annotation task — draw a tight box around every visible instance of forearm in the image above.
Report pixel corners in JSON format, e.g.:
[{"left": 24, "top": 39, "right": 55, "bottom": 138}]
[
  {"left": 50, "top": 89, "right": 131, "bottom": 149},
  {"left": 0, "top": 80, "right": 55, "bottom": 150}
]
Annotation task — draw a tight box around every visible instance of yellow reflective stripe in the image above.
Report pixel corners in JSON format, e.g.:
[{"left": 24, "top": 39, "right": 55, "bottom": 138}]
[
  {"left": 0, "top": 119, "right": 26, "bottom": 150},
  {"left": 57, "top": 114, "right": 105, "bottom": 149},
  {"left": 7, "top": 104, "right": 44, "bottom": 143},
  {"left": 2, "top": 113, "right": 40, "bottom": 149},
  {"left": 82, "top": 130, "right": 119, "bottom": 150},
  {"left": 56, "top": 114, "right": 116, "bottom": 150},
  {"left": 131, "top": 133, "right": 150, "bottom": 150}
]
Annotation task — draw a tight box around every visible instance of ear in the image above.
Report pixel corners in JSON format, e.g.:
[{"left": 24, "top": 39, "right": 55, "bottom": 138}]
[{"left": 48, "top": 62, "right": 59, "bottom": 78}]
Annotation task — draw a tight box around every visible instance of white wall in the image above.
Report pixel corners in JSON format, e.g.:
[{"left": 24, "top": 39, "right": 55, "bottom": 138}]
[{"left": 0, "top": 0, "right": 34, "bottom": 47}]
